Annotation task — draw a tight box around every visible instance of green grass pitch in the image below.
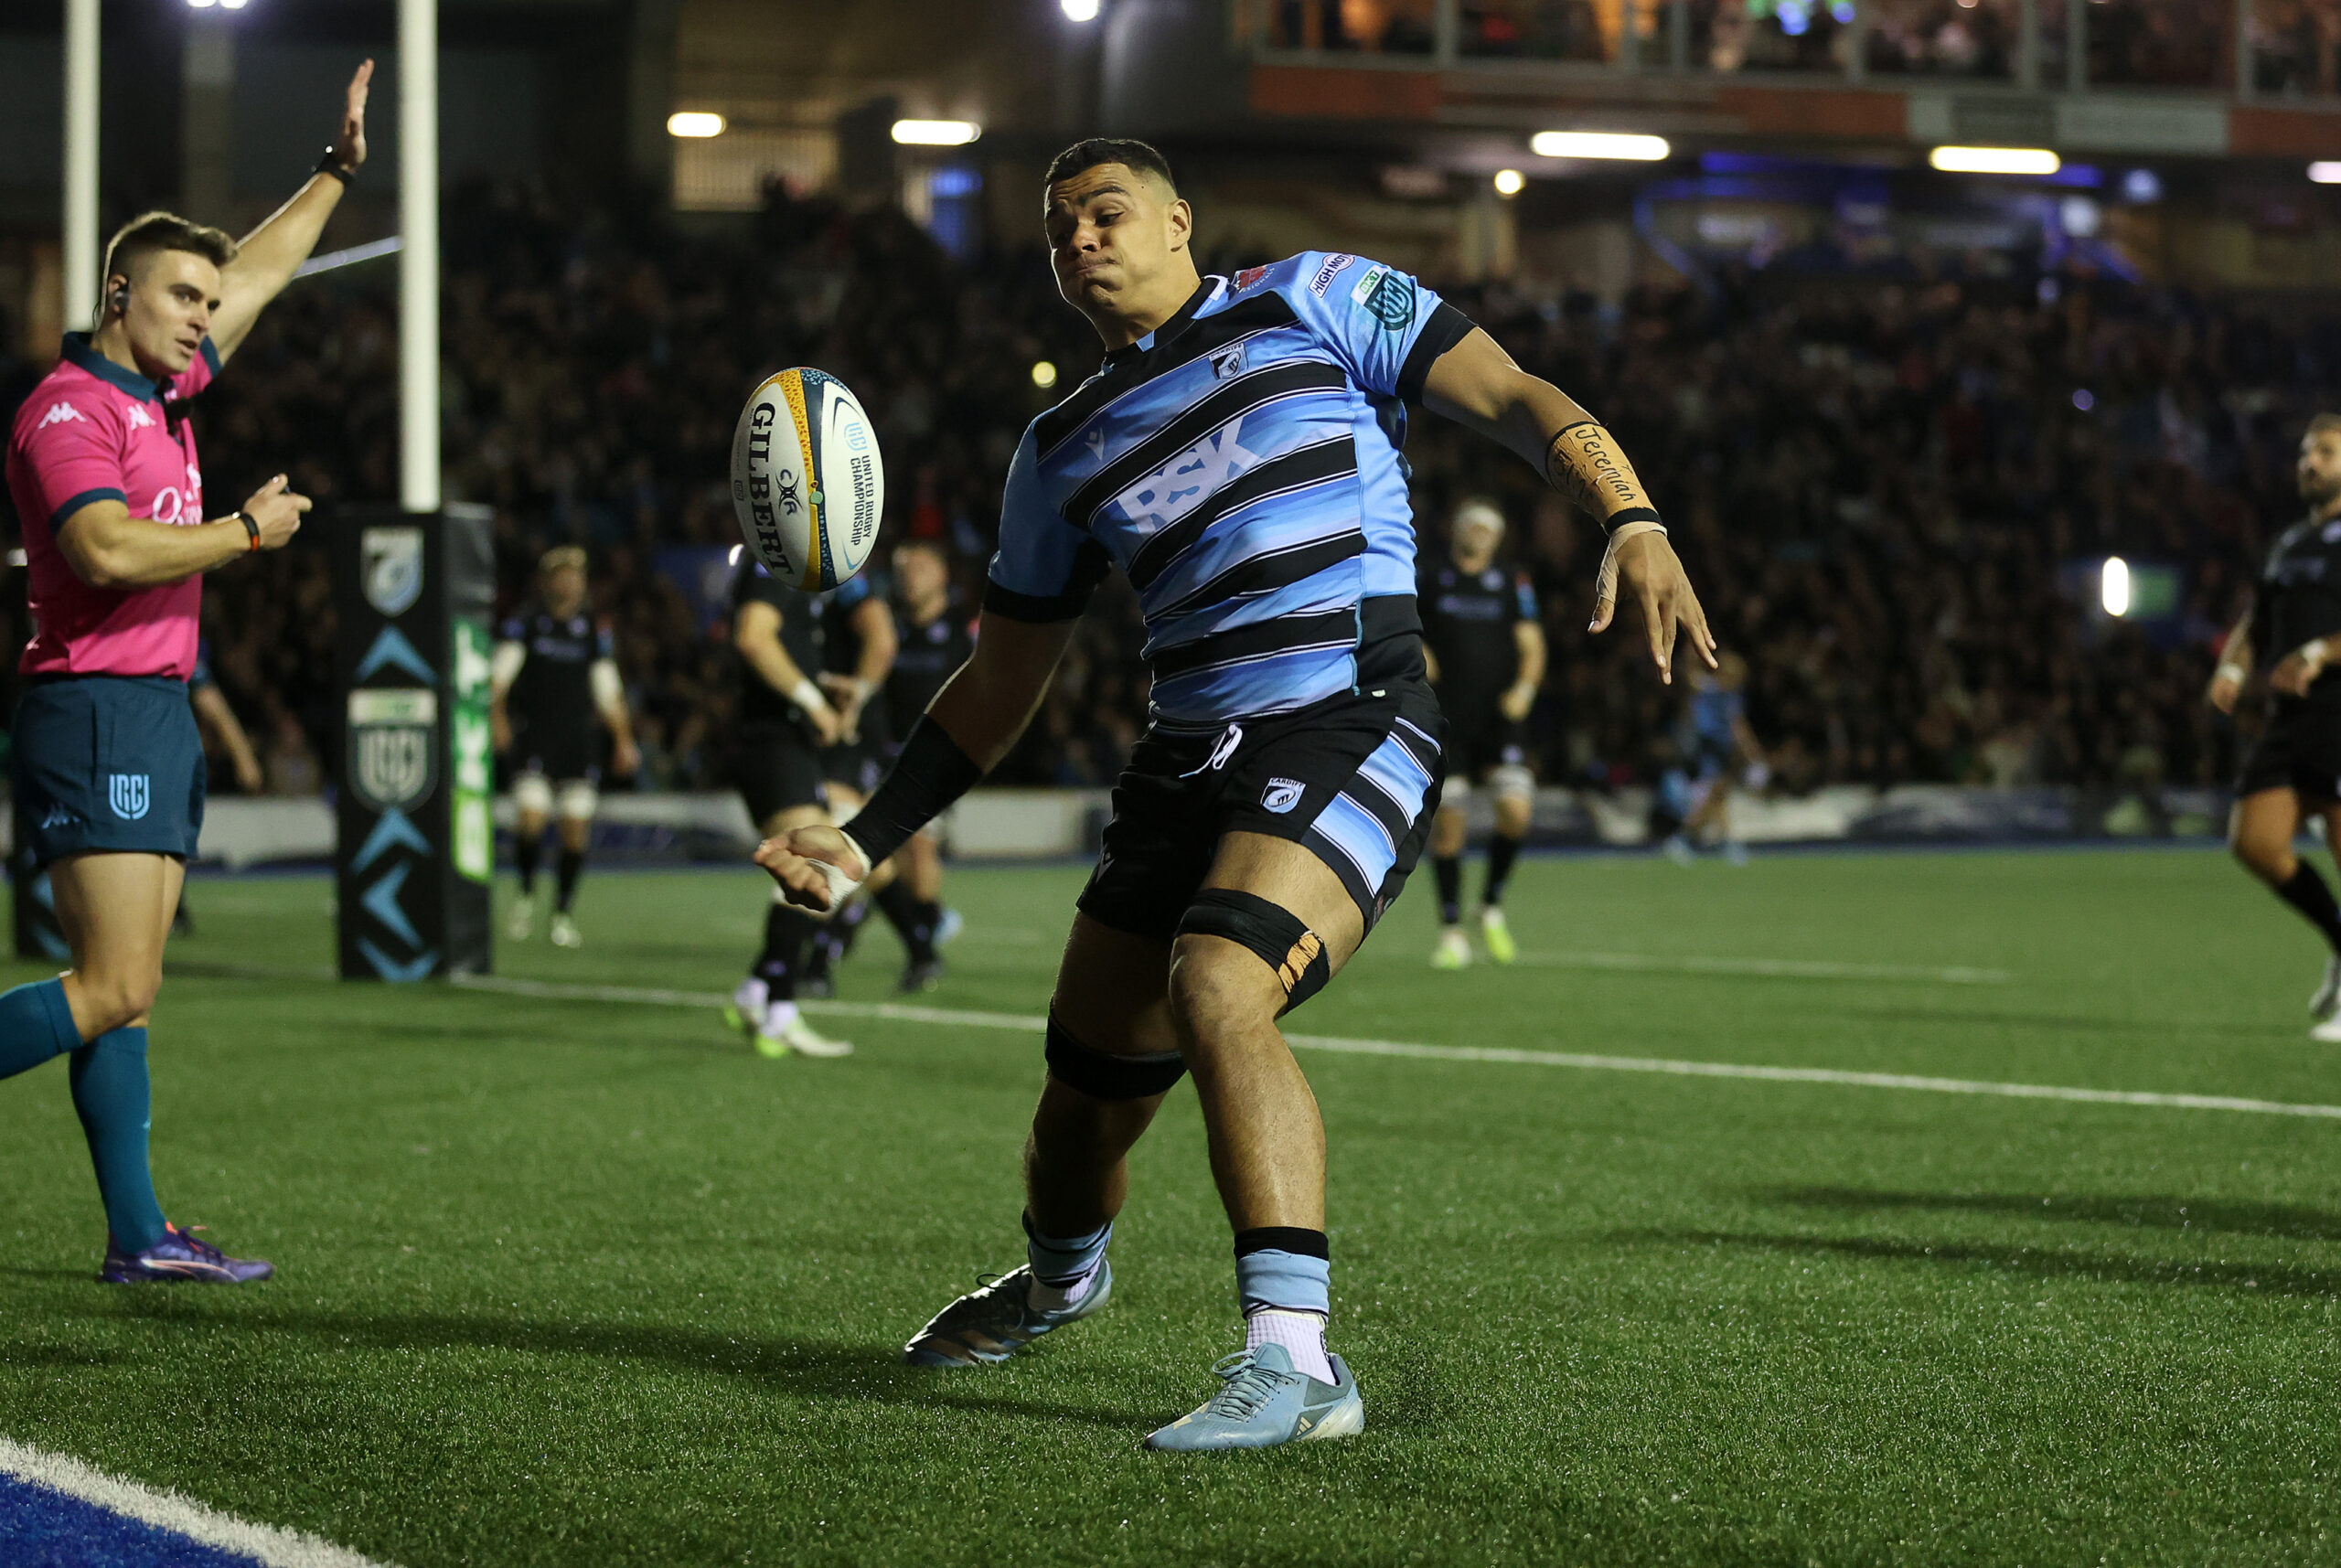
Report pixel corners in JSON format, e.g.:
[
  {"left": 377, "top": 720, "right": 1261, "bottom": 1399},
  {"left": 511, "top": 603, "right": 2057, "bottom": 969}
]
[{"left": 1, "top": 847, "right": 2337, "bottom": 1565}]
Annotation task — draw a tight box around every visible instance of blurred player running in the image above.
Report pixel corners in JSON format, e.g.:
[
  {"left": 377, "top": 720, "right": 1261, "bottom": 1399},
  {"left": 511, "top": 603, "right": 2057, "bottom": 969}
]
[
  {"left": 1420, "top": 496, "right": 1544, "bottom": 968},
  {"left": 722, "top": 551, "right": 853, "bottom": 1058},
  {"left": 491, "top": 547, "right": 639, "bottom": 948},
  {"left": 754, "top": 139, "right": 1713, "bottom": 1449},
  {"left": 2210, "top": 413, "right": 2341, "bottom": 1040},
  {"left": 1662, "top": 649, "right": 1765, "bottom": 865},
  {"left": 0, "top": 61, "right": 370, "bottom": 1283},
  {"left": 797, "top": 572, "right": 896, "bottom": 997}
]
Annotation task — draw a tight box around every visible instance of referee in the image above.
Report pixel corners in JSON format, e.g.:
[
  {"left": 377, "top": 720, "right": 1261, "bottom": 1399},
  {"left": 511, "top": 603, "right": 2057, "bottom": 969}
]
[
  {"left": 0, "top": 62, "right": 371, "bottom": 1282},
  {"left": 2212, "top": 412, "right": 2341, "bottom": 1040}
]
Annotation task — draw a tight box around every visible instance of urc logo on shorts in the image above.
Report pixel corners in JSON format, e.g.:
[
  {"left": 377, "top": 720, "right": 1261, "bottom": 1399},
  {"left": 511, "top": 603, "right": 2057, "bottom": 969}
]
[{"left": 108, "top": 773, "right": 150, "bottom": 821}]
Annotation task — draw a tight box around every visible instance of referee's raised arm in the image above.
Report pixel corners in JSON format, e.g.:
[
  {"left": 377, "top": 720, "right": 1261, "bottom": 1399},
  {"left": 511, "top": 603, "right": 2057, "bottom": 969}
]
[{"left": 208, "top": 59, "right": 373, "bottom": 363}]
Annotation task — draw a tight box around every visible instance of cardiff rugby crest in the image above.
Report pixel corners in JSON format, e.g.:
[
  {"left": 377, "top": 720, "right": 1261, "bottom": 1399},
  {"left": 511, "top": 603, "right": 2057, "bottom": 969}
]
[
  {"left": 347, "top": 687, "right": 438, "bottom": 812},
  {"left": 361, "top": 527, "right": 425, "bottom": 617}
]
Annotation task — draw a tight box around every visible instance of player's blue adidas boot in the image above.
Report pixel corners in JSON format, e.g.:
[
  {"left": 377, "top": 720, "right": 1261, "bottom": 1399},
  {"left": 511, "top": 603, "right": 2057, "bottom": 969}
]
[
  {"left": 1143, "top": 1343, "right": 1365, "bottom": 1451},
  {"left": 903, "top": 1261, "right": 1110, "bottom": 1367},
  {"left": 101, "top": 1224, "right": 273, "bottom": 1285}
]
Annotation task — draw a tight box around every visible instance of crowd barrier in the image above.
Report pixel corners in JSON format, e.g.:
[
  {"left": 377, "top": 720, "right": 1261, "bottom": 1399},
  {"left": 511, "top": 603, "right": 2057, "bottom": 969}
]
[{"left": 0, "top": 784, "right": 2233, "bottom": 873}]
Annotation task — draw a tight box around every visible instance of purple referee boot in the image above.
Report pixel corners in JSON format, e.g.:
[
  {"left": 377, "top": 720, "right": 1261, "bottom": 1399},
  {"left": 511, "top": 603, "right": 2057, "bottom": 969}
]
[{"left": 101, "top": 1223, "right": 273, "bottom": 1285}]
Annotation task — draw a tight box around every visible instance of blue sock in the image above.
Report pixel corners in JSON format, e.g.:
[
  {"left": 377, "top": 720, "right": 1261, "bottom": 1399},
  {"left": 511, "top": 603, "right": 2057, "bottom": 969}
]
[
  {"left": 69, "top": 1028, "right": 167, "bottom": 1253},
  {"left": 1023, "top": 1210, "right": 1112, "bottom": 1286},
  {"left": 1234, "top": 1227, "right": 1331, "bottom": 1316},
  {"left": 0, "top": 977, "right": 82, "bottom": 1081}
]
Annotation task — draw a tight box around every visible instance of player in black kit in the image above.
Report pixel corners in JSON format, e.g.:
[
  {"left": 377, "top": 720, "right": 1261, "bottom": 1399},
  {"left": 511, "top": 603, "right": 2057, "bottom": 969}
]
[
  {"left": 491, "top": 547, "right": 639, "bottom": 948},
  {"left": 1419, "top": 498, "right": 1545, "bottom": 969},
  {"left": 871, "top": 539, "right": 972, "bottom": 991},
  {"left": 722, "top": 549, "right": 854, "bottom": 1058},
  {"left": 2212, "top": 414, "right": 2341, "bottom": 1040},
  {"left": 797, "top": 573, "right": 898, "bottom": 998}
]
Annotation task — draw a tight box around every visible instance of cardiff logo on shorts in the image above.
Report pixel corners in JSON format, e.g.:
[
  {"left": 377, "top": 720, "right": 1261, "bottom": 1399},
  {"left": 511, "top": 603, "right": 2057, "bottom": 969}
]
[
  {"left": 1261, "top": 777, "right": 1305, "bottom": 815},
  {"left": 108, "top": 773, "right": 151, "bottom": 822},
  {"left": 361, "top": 526, "right": 425, "bottom": 618}
]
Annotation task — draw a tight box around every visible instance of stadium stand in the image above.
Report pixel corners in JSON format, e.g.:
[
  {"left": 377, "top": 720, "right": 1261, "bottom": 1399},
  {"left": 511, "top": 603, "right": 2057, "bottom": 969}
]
[{"left": 10, "top": 176, "right": 2329, "bottom": 815}]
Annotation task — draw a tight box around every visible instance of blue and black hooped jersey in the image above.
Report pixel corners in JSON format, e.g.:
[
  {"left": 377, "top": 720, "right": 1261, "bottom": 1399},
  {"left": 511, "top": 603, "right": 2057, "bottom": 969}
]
[{"left": 987, "top": 253, "right": 1473, "bottom": 726}]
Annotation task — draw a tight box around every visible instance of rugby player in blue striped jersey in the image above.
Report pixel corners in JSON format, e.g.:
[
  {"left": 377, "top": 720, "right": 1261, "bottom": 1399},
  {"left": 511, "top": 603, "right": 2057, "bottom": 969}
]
[{"left": 755, "top": 138, "right": 1716, "bottom": 1450}]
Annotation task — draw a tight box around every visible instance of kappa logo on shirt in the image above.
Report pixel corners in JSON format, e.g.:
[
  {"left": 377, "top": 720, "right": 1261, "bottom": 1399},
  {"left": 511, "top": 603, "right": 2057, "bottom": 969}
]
[
  {"left": 126, "top": 405, "right": 155, "bottom": 431},
  {"left": 36, "top": 402, "right": 84, "bottom": 430}
]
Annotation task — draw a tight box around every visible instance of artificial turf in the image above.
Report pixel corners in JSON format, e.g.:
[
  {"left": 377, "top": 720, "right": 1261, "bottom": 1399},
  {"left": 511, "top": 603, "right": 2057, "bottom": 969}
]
[{"left": 0, "top": 847, "right": 2336, "bottom": 1565}]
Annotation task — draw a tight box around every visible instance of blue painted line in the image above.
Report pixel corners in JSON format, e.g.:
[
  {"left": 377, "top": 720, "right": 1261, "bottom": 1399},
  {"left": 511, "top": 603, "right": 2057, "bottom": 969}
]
[{"left": 0, "top": 1473, "right": 260, "bottom": 1567}]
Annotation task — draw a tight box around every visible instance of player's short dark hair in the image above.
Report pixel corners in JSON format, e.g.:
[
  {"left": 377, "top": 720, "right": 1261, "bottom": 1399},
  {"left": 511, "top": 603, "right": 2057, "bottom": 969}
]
[
  {"left": 100, "top": 211, "right": 238, "bottom": 293},
  {"left": 1044, "top": 138, "right": 1177, "bottom": 196}
]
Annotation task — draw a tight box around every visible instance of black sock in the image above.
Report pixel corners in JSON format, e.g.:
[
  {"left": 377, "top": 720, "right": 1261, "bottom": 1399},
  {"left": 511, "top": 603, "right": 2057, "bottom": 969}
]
[
  {"left": 2276, "top": 863, "right": 2341, "bottom": 955},
  {"left": 876, "top": 882, "right": 937, "bottom": 962},
  {"left": 1432, "top": 855, "right": 1461, "bottom": 926},
  {"left": 516, "top": 834, "right": 540, "bottom": 896},
  {"left": 555, "top": 848, "right": 584, "bottom": 913},
  {"left": 755, "top": 902, "right": 818, "bottom": 999},
  {"left": 1483, "top": 834, "right": 1523, "bottom": 909}
]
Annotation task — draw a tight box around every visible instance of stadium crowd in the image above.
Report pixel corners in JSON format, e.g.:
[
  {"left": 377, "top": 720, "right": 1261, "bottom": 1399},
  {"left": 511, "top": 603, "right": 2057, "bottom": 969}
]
[{"left": 4, "top": 177, "right": 2333, "bottom": 810}]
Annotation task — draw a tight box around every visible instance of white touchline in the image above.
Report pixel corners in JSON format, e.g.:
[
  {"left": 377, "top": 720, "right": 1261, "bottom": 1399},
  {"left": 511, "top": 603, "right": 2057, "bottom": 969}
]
[
  {"left": 1513, "top": 952, "right": 2015, "bottom": 985},
  {"left": 0, "top": 1435, "right": 395, "bottom": 1568},
  {"left": 449, "top": 976, "right": 2341, "bottom": 1121}
]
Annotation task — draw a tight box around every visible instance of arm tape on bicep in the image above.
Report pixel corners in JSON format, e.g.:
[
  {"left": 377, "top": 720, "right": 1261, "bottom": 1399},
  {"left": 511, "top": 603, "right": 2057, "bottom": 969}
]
[{"left": 843, "top": 716, "right": 984, "bottom": 867}]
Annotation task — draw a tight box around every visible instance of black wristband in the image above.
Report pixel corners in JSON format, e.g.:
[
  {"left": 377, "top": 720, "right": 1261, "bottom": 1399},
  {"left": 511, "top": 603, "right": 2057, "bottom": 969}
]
[
  {"left": 1599, "top": 506, "right": 1663, "bottom": 536},
  {"left": 235, "top": 509, "right": 261, "bottom": 549},
  {"left": 844, "top": 716, "right": 984, "bottom": 868},
  {"left": 313, "top": 150, "right": 354, "bottom": 186}
]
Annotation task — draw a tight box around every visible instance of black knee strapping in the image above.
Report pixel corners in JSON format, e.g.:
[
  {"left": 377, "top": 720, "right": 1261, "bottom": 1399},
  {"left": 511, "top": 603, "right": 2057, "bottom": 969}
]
[
  {"left": 1177, "top": 888, "right": 1331, "bottom": 1013},
  {"left": 1044, "top": 1012, "right": 1187, "bottom": 1100}
]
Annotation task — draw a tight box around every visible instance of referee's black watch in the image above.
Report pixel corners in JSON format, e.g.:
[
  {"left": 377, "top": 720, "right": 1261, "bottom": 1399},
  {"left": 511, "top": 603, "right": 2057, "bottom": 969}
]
[
  {"left": 313, "top": 149, "right": 355, "bottom": 186},
  {"left": 234, "top": 509, "right": 261, "bottom": 550}
]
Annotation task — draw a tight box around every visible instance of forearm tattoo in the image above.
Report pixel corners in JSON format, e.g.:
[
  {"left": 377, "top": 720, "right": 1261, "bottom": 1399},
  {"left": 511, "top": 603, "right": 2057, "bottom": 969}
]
[{"left": 1545, "top": 420, "right": 1662, "bottom": 534}]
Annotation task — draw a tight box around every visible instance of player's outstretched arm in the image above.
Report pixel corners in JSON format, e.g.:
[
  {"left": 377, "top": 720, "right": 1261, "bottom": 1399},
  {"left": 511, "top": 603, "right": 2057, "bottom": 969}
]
[
  {"left": 1421, "top": 326, "right": 1716, "bottom": 684},
  {"left": 210, "top": 59, "right": 371, "bottom": 362},
  {"left": 55, "top": 475, "right": 308, "bottom": 591},
  {"left": 755, "top": 613, "right": 1078, "bottom": 910},
  {"left": 2209, "top": 606, "right": 2254, "bottom": 713}
]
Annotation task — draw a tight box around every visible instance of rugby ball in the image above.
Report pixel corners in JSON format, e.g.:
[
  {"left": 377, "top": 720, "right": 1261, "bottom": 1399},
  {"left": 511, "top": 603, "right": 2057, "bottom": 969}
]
[{"left": 730, "top": 368, "right": 884, "bottom": 591}]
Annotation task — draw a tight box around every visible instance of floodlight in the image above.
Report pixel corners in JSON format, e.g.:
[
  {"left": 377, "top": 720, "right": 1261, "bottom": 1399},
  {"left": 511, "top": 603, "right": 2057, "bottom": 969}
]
[
  {"left": 893, "top": 120, "right": 982, "bottom": 147},
  {"left": 1062, "top": 0, "right": 1102, "bottom": 17},
  {"left": 2101, "top": 557, "right": 2130, "bottom": 618},
  {"left": 667, "top": 112, "right": 726, "bottom": 139},
  {"left": 2311, "top": 162, "right": 2341, "bottom": 185},
  {"left": 1929, "top": 145, "right": 2060, "bottom": 176},
  {"left": 1529, "top": 132, "right": 1670, "bottom": 161},
  {"left": 1032, "top": 361, "right": 1060, "bottom": 389},
  {"left": 1492, "top": 169, "right": 1524, "bottom": 197}
]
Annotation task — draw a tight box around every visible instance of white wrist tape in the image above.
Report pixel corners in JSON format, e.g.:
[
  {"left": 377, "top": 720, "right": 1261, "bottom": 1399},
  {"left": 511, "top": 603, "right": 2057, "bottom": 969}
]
[
  {"left": 789, "top": 677, "right": 825, "bottom": 713},
  {"left": 2216, "top": 663, "right": 2247, "bottom": 684},
  {"left": 1594, "top": 518, "right": 1669, "bottom": 611},
  {"left": 806, "top": 827, "right": 871, "bottom": 912}
]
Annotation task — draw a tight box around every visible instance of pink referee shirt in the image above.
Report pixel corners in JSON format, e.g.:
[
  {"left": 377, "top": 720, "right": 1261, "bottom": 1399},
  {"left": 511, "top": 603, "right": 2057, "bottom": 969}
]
[{"left": 5, "top": 334, "right": 222, "bottom": 681}]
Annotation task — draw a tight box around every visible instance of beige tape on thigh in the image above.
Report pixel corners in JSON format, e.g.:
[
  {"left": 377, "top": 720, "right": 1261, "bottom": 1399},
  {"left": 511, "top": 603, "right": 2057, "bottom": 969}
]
[{"left": 1593, "top": 519, "right": 1669, "bottom": 613}]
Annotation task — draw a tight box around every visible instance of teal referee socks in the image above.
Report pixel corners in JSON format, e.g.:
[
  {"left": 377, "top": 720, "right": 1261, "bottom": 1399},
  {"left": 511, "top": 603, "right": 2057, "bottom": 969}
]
[
  {"left": 0, "top": 979, "right": 168, "bottom": 1252},
  {"left": 0, "top": 976, "right": 80, "bottom": 1079},
  {"left": 71, "top": 1028, "right": 168, "bottom": 1253}
]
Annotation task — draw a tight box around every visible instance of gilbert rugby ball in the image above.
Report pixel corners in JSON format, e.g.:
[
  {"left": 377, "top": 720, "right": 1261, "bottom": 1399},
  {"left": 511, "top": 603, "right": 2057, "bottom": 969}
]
[{"left": 731, "top": 367, "right": 883, "bottom": 591}]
